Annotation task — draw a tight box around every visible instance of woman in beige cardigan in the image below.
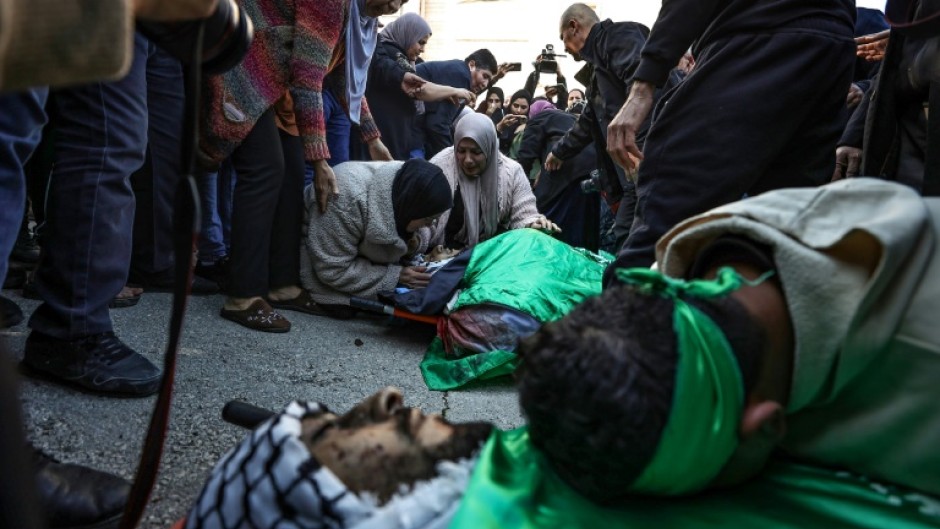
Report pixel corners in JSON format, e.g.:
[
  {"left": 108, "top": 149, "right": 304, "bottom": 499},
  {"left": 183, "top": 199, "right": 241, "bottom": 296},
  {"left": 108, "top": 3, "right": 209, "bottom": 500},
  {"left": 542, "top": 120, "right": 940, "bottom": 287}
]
[{"left": 427, "top": 112, "right": 559, "bottom": 251}]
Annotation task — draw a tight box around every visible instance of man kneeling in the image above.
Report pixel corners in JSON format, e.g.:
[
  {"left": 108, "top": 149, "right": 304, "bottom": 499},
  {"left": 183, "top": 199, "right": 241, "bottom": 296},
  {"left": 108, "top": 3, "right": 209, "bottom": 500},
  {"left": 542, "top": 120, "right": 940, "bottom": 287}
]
[
  {"left": 183, "top": 387, "right": 492, "bottom": 528},
  {"left": 518, "top": 178, "right": 940, "bottom": 501}
]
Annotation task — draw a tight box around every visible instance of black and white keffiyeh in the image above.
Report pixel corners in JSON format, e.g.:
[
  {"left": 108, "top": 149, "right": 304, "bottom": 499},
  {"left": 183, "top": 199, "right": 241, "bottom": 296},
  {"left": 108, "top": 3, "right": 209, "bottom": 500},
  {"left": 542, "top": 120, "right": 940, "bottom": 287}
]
[{"left": 185, "top": 401, "right": 476, "bottom": 529}]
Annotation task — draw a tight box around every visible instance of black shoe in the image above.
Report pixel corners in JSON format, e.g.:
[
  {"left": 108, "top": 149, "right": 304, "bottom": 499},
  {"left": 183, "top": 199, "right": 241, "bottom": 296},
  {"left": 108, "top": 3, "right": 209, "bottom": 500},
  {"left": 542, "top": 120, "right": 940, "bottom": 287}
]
[
  {"left": 32, "top": 447, "right": 130, "bottom": 529},
  {"left": 129, "top": 267, "right": 219, "bottom": 295},
  {"left": 195, "top": 255, "right": 229, "bottom": 293},
  {"left": 23, "top": 331, "right": 161, "bottom": 397},
  {"left": 12, "top": 229, "right": 41, "bottom": 264},
  {"left": 1, "top": 294, "right": 24, "bottom": 329},
  {"left": 3, "top": 267, "right": 27, "bottom": 289},
  {"left": 22, "top": 273, "right": 40, "bottom": 300}
]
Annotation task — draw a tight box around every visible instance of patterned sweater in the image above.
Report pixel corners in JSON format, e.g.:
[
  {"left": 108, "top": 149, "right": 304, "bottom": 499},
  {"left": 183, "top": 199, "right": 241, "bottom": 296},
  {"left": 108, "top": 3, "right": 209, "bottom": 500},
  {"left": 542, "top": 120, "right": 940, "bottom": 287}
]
[{"left": 200, "top": 0, "right": 381, "bottom": 164}]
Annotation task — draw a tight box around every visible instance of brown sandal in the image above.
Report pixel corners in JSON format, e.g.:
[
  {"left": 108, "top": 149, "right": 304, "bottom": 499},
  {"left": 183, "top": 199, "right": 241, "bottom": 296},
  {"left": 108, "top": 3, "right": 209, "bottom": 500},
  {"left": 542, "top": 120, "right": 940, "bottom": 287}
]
[
  {"left": 220, "top": 299, "right": 291, "bottom": 333},
  {"left": 268, "top": 291, "right": 357, "bottom": 320}
]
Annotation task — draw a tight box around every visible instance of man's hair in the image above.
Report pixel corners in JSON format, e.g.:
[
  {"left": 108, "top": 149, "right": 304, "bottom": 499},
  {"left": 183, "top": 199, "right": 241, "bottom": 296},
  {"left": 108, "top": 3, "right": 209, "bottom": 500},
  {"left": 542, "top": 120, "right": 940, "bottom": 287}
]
[
  {"left": 465, "top": 49, "right": 498, "bottom": 74},
  {"left": 517, "top": 284, "right": 765, "bottom": 502},
  {"left": 560, "top": 3, "right": 600, "bottom": 29}
]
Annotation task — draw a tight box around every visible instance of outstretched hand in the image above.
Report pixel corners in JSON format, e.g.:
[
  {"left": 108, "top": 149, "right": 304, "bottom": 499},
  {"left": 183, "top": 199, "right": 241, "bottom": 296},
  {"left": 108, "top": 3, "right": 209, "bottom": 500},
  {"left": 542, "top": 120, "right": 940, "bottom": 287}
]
[
  {"left": 401, "top": 72, "right": 426, "bottom": 98},
  {"left": 527, "top": 216, "right": 562, "bottom": 233},
  {"left": 856, "top": 30, "right": 890, "bottom": 62}
]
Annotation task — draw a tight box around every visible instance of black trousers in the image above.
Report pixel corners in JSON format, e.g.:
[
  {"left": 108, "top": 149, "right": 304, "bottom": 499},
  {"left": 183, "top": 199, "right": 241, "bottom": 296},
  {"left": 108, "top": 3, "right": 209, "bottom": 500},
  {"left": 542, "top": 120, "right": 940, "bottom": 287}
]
[
  {"left": 606, "top": 29, "right": 855, "bottom": 281},
  {"left": 227, "top": 109, "right": 305, "bottom": 298}
]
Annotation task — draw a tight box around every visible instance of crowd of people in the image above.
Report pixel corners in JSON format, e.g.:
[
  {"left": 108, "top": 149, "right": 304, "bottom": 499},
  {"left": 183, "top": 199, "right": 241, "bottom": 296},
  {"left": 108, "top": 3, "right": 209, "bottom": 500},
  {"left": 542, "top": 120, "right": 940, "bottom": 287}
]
[{"left": 2, "top": 0, "right": 940, "bottom": 528}]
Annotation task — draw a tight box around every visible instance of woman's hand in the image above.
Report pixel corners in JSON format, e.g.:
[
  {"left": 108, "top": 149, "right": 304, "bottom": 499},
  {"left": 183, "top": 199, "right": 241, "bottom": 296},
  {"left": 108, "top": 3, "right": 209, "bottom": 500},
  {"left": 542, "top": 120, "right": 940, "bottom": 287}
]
[
  {"left": 401, "top": 72, "right": 426, "bottom": 98},
  {"left": 496, "top": 114, "right": 521, "bottom": 133},
  {"left": 527, "top": 216, "right": 561, "bottom": 233},
  {"left": 313, "top": 160, "right": 338, "bottom": 214},
  {"left": 399, "top": 266, "right": 432, "bottom": 289},
  {"left": 367, "top": 138, "right": 393, "bottom": 161}
]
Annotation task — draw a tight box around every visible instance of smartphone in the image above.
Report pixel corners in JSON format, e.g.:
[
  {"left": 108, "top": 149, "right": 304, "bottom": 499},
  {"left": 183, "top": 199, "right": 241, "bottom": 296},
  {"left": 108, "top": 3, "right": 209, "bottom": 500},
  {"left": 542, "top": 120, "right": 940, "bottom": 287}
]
[{"left": 507, "top": 62, "right": 523, "bottom": 72}]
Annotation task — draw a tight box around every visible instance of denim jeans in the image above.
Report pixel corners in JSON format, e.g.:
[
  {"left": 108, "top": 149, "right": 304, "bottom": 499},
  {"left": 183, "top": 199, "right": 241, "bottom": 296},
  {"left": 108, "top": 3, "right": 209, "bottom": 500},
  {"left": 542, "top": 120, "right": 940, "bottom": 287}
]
[
  {"left": 198, "top": 159, "right": 236, "bottom": 263},
  {"left": 29, "top": 33, "right": 150, "bottom": 338},
  {"left": 0, "top": 88, "right": 49, "bottom": 286}
]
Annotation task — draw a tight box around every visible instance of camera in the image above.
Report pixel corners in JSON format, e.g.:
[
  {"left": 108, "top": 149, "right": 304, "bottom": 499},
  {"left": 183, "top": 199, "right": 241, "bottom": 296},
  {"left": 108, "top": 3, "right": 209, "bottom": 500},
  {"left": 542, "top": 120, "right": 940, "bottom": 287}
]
[
  {"left": 536, "top": 44, "right": 566, "bottom": 75},
  {"left": 137, "top": 0, "right": 254, "bottom": 75},
  {"left": 581, "top": 169, "right": 602, "bottom": 194}
]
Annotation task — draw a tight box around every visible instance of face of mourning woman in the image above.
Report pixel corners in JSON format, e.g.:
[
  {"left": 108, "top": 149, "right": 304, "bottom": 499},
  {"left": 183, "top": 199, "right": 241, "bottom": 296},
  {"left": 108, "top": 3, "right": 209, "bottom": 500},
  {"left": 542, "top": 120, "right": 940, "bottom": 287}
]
[
  {"left": 406, "top": 35, "right": 430, "bottom": 62},
  {"left": 510, "top": 97, "right": 529, "bottom": 116},
  {"left": 364, "top": 0, "right": 407, "bottom": 18},
  {"left": 456, "top": 138, "right": 488, "bottom": 178}
]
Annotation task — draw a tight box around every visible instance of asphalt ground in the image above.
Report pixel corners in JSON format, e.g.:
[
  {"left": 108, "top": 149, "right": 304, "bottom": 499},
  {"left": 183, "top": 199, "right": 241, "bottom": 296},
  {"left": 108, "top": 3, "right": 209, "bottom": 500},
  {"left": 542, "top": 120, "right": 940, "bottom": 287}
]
[{"left": 0, "top": 288, "right": 523, "bottom": 528}]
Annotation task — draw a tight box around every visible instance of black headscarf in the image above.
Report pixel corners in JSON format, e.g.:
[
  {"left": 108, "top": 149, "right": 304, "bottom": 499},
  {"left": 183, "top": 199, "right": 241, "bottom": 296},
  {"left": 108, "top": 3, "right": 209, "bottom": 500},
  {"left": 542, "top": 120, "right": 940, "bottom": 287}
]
[
  {"left": 509, "top": 89, "right": 532, "bottom": 110},
  {"left": 392, "top": 159, "right": 454, "bottom": 240}
]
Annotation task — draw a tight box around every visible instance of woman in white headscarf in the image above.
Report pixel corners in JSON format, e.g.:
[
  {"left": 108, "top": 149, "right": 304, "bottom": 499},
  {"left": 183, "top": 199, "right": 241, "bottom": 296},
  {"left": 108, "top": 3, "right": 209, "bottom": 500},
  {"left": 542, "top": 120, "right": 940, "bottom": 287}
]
[
  {"left": 364, "top": 12, "right": 476, "bottom": 160},
  {"left": 427, "top": 113, "right": 559, "bottom": 250}
]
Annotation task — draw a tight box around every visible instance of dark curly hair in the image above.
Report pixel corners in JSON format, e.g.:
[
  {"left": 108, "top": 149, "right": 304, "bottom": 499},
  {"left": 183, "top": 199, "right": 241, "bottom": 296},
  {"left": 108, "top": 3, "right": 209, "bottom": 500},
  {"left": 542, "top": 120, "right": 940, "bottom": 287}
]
[{"left": 516, "top": 284, "right": 765, "bottom": 502}]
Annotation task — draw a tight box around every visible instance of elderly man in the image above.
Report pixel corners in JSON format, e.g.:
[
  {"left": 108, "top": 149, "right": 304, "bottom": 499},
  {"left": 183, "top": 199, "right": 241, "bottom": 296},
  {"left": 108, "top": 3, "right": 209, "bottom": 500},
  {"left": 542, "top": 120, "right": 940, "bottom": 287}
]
[
  {"left": 603, "top": 0, "right": 856, "bottom": 280},
  {"left": 518, "top": 178, "right": 940, "bottom": 502}
]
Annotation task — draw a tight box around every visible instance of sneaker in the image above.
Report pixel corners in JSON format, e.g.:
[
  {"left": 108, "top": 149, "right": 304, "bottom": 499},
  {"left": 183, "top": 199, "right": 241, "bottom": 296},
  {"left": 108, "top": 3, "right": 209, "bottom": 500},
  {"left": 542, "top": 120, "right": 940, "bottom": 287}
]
[
  {"left": 23, "top": 331, "right": 162, "bottom": 397},
  {"left": 195, "top": 255, "right": 230, "bottom": 293},
  {"left": 1, "top": 294, "right": 24, "bottom": 329},
  {"left": 129, "top": 267, "right": 219, "bottom": 295},
  {"left": 31, "top": 447, "right": 130, "bottom": 529},
  {"left": 11, "top": 229, "right": 41, "bottom": 264}
]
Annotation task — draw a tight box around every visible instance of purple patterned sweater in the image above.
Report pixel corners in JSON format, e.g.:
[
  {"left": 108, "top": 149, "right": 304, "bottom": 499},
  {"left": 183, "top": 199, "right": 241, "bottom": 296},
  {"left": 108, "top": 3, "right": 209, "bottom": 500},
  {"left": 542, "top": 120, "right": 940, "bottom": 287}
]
[{"left": 200, "top": 0, "right": 381, "bottom": 164}]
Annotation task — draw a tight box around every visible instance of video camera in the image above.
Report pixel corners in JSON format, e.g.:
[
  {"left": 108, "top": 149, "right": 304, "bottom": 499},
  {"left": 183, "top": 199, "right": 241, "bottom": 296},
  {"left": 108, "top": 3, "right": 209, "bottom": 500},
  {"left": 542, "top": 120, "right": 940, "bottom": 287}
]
[{"left": 536, "top": 43, "right": 566, "bottom": 76}]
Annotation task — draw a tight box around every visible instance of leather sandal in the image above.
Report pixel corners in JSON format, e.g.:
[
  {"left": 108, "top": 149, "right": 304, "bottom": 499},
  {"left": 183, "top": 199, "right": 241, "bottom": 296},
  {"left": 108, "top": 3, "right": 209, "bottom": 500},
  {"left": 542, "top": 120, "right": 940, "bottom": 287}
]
[
  {"left": 268, "top": 290, "right": 357, "bottom": 320},
  {"left": 109, "top": 286, "right": 143, "bottom": 309},
  {"left": 220, "top": 298, "right": 291, "bottom": 333}
]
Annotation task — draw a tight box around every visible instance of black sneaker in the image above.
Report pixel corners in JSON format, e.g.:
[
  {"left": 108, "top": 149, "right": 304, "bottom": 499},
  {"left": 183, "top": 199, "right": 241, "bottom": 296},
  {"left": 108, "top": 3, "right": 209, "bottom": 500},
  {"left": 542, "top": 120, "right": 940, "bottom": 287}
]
[
  {"left": 1, "top": 294, "right": 24, "bottom": 329},
  {"left": 129, "top": 267, "right": 219, "bottom": 295},
  {"left": 23, "top": 331, "right": 162, "bottom": 397},
  {"left": 195, "top": 255, "right": 230, "bottom": 293},
  {"left": 31, "top": 447, "right": 130, "bottom": 529}
]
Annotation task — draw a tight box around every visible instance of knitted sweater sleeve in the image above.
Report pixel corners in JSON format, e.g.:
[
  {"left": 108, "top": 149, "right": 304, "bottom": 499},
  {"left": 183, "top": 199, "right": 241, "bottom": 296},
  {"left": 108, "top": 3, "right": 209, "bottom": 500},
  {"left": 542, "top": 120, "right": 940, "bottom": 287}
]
[
  {"left": 292, "top": 0, "right": 343, "bottom": 161},
  {"left": 502, "top": 157, "right": 542, "bottom": 229}
]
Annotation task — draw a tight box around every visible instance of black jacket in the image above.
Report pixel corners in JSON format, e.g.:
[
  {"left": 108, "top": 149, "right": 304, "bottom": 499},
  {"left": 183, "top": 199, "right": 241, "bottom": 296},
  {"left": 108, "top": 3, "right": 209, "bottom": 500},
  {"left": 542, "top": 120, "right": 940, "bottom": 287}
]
[
  {"left": 415, "top": 59, "right": 471, "bottom": 159},
  {"left": 366, "top": 40, "right": 417, "bottom": 160},
  {"left": 636, "top": 0, "right": 855, "bottom": 87},
  {"left": 517, "top": 109, "right": 596, "bottom": 209},
  {"left": 552, "top": 20, "right": 649, "bottom": 203}
]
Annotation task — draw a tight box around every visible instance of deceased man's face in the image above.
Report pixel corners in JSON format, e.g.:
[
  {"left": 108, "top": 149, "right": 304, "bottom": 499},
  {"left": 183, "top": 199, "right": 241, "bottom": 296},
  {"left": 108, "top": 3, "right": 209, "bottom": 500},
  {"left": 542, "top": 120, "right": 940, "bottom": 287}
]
[{"left": 301, "top": 387, "right": 493, "bottom": 503}]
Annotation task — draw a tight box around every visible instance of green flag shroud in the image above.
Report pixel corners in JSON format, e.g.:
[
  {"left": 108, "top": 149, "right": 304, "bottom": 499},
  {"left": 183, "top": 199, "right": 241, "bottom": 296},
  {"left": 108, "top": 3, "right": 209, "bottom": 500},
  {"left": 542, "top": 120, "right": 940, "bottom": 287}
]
[
  {"left": 450, "top": 428, "right": 940, "bottom": 529},
  {"left": 420, "top": 230, "right": 608, "bottom": 391}
]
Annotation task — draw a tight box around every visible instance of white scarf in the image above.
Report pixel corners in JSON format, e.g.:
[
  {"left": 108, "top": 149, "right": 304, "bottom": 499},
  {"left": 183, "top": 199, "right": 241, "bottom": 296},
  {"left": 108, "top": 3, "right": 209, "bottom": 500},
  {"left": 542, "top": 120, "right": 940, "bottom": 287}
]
[{"left": 453, "top": 113, "right": 500, "bottom": 247}]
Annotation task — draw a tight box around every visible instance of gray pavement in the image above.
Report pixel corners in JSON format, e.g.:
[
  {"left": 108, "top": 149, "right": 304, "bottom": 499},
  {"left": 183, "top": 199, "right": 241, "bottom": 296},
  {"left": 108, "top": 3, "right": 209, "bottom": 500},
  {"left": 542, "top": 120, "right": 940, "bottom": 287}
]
[{"left": 0, "top": 288, "right": 523, "bottom": 528}]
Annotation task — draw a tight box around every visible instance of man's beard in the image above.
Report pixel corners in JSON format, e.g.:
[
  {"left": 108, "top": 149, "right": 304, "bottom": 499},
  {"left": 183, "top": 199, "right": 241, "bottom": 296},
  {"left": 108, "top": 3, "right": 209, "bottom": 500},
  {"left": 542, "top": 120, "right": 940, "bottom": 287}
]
[{"left": 425, "top": 421, "right": 494, "bottom": 464}]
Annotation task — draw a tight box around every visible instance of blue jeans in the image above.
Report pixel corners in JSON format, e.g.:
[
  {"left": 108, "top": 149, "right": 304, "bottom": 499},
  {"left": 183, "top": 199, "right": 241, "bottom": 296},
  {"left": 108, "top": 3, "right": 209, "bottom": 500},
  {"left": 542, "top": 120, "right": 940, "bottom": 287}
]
[
  {"left": 198, "top": 160, "right": 236, "bottom": 263},
  {"left": 323, "top": 88, "right": 351, "bottom": 167},
  {"left": 29, "top": 33, "right": 150, "bottom": 338},
  {"left": 0, "top": 89, "right": 49, "bottom": 286}
]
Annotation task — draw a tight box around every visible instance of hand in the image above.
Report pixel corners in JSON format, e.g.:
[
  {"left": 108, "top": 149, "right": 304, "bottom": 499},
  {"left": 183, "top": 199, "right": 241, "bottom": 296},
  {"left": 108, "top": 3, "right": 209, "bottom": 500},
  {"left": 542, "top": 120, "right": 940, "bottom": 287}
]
[
  {"left": 399, "top": 266, "right": 432, "bottom": 289},
  {"left": 607, "top": 81, "right": 654, "bottom": 173},
  {"left": 832, "top": 146, "right": 862, "bottom": 182},
  {"left": 486, "top": 102, "right": 499, "bottom": 115},
  {"left": 367, "top": 138, "right": 393, "bottom": 161},
  {"left": 544, "top": 152, "right": 564, "bottom": 171},
  {"left": 545, "top": 86, "right": 559, "bottom": 99},
  {"left": 846, "top": 83, "right": 864, "bottom": 108},
  {"left": 856, "top": 30, "right": 890, "bottom": 62},
  {"left": 494, "top": 62, "right": 514, "bottom": 82},
  {"left": 406, "top": 234, "right": 420, "bottom": 255},
  {"left": 135, "top": 0, "right": 219, "bottom": 20},
  {"left": 527, "top": 216, "right": 562, "bottom": 233},
  {"left": 313, "top": 160, "right": 338, "bottom": 214},
  {"left": 401, "top": 72, "right": 427, "bottom": 98},
  {"left": 496, "top": 114, "right": 521, "bottom": 133},
  {"left": 450, "top": 88, "right": 475, "bottom": 106}
]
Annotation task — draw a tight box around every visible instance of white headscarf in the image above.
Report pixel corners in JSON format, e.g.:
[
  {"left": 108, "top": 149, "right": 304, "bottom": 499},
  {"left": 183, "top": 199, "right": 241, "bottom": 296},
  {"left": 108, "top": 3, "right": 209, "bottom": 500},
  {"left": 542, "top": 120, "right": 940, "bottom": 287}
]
[
  {"left": 345, "top": 0, "right": 379, "bottom": 125},
  {"left": 184, "top": 400, "right": 477, "bottom": 529},
  {"left": 453, "top": 113, "right": 500, "bottom": 247}
]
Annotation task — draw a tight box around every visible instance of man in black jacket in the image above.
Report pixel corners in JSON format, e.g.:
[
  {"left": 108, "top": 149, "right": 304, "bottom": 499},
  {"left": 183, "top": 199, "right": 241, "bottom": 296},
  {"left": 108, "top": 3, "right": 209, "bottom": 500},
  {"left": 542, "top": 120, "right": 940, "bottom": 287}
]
[
  {"left": 544, "top": 4, "right": 650, "bottom": 250},
  {"left": 604, "top": 0, "right": 856, "bottom": 282}
]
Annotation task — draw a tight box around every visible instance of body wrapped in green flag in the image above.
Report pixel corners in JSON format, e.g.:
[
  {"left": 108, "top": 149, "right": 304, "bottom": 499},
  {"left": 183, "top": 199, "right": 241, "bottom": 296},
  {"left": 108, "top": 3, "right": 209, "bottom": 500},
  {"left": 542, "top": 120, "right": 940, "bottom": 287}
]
[
  {"left": 420, "top": 230, "right": 608, "bottom": 390},
  {"left": 451, "top": 428, "right": 940, "bottom": 529}
]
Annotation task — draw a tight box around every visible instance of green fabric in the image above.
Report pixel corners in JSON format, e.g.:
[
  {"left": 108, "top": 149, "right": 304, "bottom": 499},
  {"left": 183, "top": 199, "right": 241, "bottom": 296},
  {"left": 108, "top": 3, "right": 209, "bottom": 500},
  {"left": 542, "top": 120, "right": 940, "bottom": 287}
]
[
  {"left": 420, "top": 337, "right": 519, "bottom": 391},
  {"left": 615, "top": 267, "right": 751, "bottom": 495},
  {"left": 419, "top": 230, "right": 608, "bottom": 391},
  {"left": 450, "top": 428, "right": 940, "bottom": 529}
]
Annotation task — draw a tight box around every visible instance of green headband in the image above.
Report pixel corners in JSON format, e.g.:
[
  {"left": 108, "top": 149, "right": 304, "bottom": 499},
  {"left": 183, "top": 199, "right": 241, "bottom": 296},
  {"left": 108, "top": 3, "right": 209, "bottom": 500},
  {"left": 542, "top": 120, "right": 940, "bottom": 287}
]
[{"left": 615, "top": 266, "right": 767, "bottom": 495}]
